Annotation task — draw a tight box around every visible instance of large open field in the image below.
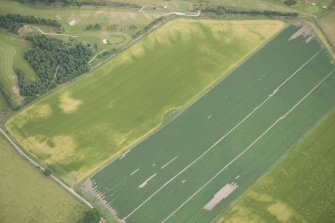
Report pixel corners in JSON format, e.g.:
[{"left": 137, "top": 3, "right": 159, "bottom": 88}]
[
  {"left": 220, "top": 109, "right": 335, "bottom": 223},
  {"left": 84, "top": 25, "right": 335, "bottom": 223},
  {"left": 0, "top": 134, "right": 87, "bottom": 223},
  {"left": 5, "top": 19, "right": 284, "bottom": 183}
]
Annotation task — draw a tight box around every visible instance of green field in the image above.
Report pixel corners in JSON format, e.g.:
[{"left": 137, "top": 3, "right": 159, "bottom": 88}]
[
  {"left": 0, "top": 34, "right": 18, "bottom": 105},
  {"left": 220, "top": 109, "right": 335, "bottom": 223},
  {"left": 0, "top": 31, "right": 38, "bottom": 107},
  {"left": 0, "top": 0, "right": 161, "bottom": 50},
  {"left": 0, "top": 32, "right": 37, "bottom": 82},
  {"left": 85, "top": 25, "right": 335, "bottom": 223},
  {"left": 320, "top": 11, "right": 335, "bottom": 49},
  {"left": 0, "top": 134, "right": 87, "bottom": 223},
  {"left": 5, "top": 19, "right": 284, "bottom": 183}
]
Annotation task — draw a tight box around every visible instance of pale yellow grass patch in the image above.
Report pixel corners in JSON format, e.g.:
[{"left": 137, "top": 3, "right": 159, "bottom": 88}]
[
  {"left": 51, "top": 135, "right": 77, "bottom": 162},
  {"left": 112, "top": 131, "right": 130, "bottom": 147},
  {"left": 7, "top": 103, "right": 52, "bottom": 128},
  {"left": 249, "top": 191, "right": 274, "bottom": 202},
  {"left": 26, "top": 135, "right": 77, "bottom": 163},
  {"left": 267, "top": 201, "right": 293, "bottom": 222},
  {"left": 223, "top": 206, "right": 266, "bottom": 223},
  {"left": 59, "top": 92, "right": 83, "bottom": 113}
]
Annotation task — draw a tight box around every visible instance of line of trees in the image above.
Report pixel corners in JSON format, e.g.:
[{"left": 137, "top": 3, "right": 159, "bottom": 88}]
[
  {"left": 0, "top": 14, "right": 62, "bottom": 33},
  {"left": 18, "top": 0, "right": 74, "bottom": 4},
  {"left": 200, "top": 6, "right": 298, "bottom": 17},
  {"left": 77, "top": 208, "right": 100, "bottom": 223},
  {"left": 16, "top": 35, "right": 93, "bottom": 98},
  {"left": 18, "top": 0, "right": 141, "bottom": 8},
  {"left": 86, "top": 23, "right": 101, "bottom": 30}
]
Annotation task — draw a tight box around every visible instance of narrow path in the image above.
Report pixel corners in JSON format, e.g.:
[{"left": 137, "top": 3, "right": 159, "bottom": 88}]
[
  {"left": 0, "top": 128, "right": 93, "bottom": 208},
  {"left": 24, "top": 25, "right": 78, "bottom": 38},
  {"left": 162, "top": 10, "right": 201, "bottom": 17},
  {"left": 53, "top": 65, "right": 59, "bottom": 80},
  {"left": 88, "top": 49, "right": 107, "bottom": 64}
]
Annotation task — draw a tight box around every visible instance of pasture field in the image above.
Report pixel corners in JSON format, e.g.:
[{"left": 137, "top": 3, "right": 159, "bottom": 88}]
[
  {"left": 0, "top": 134, "right": 87, "bottom": 223},
  {"left": 5, "top": 19, "right": 284, "bottom": 184},
  {"left": 85, "top": 25, "right": 335, "bottom": 223},
  {"left": 0, "top": 0, "right": 161, "bottom": 50},
  {"left": 320, "top": 11, "right": 335, "bottom": 49},
  {"left": 0, "top": 33, "right": 24, "bottom": 106},
  {"left": 220, "top": 109, "right": 335, "bottom": 223},
  {"left": 0, "top": 93, "right": 11, "bottom": 121},
  {"left": 0, "top": 31, "right": 36, "bottom": 82}
]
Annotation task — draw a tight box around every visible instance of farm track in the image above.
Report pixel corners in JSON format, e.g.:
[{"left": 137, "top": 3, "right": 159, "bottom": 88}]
[
  {"left": 0, "top": 128, "right": 93, "bottom": 209},
  {"left": 24, "top": 25, "right": 78, "bottom": 38}
]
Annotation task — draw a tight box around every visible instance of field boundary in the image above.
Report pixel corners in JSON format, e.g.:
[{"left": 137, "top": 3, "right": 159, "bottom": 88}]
[
  {"left": 213, "top": 105, "right": 335, "bottom": 223},
  {"left": 0, "top": 127, "right": 93, "bottom": 209},
  {"left": 83, "top": 22, "right": 289, "bottom": 187},
  {"left": 122, "top": 49, "right": 326, "bottom": 221},
  {"left": 160, "top": 69, "right": 334, "bottom": 223}
]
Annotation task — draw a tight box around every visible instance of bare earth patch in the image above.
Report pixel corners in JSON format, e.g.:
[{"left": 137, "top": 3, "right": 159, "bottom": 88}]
[
  {"left": 59, "top": 92, "right": 83, "bottom": 113},
  {"left": 82, "top": 179, "right": 124, "bottom": 223},
  {"left": 26, "top": 135, "right": 77, "bottom": 163},
  {"left": 203, "top": 182, "right": 239, "bottom": 211},
  {"left": 69, "top": 19, "right": 77, "bottom": 26},
  {"left": 289, "top": 24, "right": 314, "bottom": 43}
]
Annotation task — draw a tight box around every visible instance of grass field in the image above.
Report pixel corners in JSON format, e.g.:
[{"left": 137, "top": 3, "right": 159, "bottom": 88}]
[
  {"left": 320, "top": 11, "right": 335, "bottom": 49},
  {"left": 0, "top": 0, "right": 161, "bottom": 50},
  {"left": 0, "top": 134, "right": 87, "bottom": 223},
  {"left": 84, "top": 25, "right": 335, "bottom": 223},
  {"left": 0, "top": 31, "right": 36, "bottom": 82},
  {"left": 220, "top": 109, "right": 335, "bottom": 223},
  {"left": 5, "top": 19, "right": 284, "bottom": 184},
  {"left": 0, "top": 33, "right": 21, "bottom": 106},
  {"left": 0, "top": 94, "right": 11, "bottom": 121},
  {"left": 0, "top": 31, "right": 37, "bottom": 107}
]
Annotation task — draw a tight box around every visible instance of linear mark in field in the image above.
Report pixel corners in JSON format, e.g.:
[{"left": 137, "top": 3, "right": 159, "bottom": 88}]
[
  {"left": 138, "top": 173, "right": 157, "bottom": 189},
  {"left": 161, "top": 69, "right": 334, "bottom": 223},
  {"left": 161, "top": 156, "right": 178, "bottom": 169},
  {"left": 123, "top": 49, "right": 322, "bottom": 220},
  {"left": 130, "top": 168, "right": 140, "bottom": 176}
]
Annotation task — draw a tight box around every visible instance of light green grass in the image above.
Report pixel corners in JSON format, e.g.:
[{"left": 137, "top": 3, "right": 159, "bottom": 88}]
[
  {"left": 220, "top": 108, "right": 335, "bottom": 223},
  {"left": 0, "top": 31, "right": 37, "bottom": 107},
  {"left": 5, "top": 19, "right": 285, "bottom": 183},
  {"left": 0, "top": 94, "right": 11, "bottom": 121},
  {"left": 0, "top": 134, "right": 87, "bottom": 223},
  {"left": 0, "top": 0, "right": 161, "bottom": 50},
  {"left": 320, "top": 11, "right": 335, "bottom": 49},
  {"left": 0, "top": 31, "right": 36, "bottom": 82},
  {"left": 87, "top": 25, "right": 335, "bottom": 223},
  {"left": 0, "top": 33, "right": 21, "bottom": 105}
]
